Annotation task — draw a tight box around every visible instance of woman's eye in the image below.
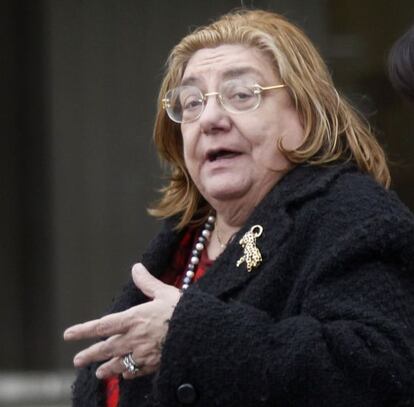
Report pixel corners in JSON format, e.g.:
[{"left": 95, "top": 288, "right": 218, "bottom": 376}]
[
  {"left": 182, "top": 96, "right": 202, "bottom": 110},
  {"left": 234, "top": 91, "right": 252, "bottom": 99},
  {"left": 227, "top": 89, "right": 253, "bottom": 101}
]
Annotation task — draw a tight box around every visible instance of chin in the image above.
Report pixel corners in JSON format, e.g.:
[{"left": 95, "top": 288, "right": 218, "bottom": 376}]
[{"left": 202, "top": 182, "right": 251, "bottom": 203}]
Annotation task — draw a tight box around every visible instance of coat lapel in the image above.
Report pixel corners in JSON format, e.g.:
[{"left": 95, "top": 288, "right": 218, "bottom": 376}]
[
  {"left": 194, "top": 204, "right": 292, "bottom": 298},
  {"left": 194, "top": 163, "right": 357, "bottom": 298},
  {"left": 133, "top": 163, "right": 356, "bottom": 301}
]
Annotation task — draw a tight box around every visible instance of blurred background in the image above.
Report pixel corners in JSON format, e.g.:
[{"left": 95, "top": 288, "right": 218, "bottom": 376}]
[{"left": 1, "top": 0, "right": 413, "bottom": 405}]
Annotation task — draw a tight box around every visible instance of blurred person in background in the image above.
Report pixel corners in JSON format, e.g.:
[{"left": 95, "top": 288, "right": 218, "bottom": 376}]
[
  {"left": 64, "top": 9, "right": 414, "bottom": 407},
  {"left": 389, "top": 22, "right": 414, "bottom": 103}
]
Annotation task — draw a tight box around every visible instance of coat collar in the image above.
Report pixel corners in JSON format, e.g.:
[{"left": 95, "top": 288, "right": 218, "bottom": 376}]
[{"left": 141, "top": 162, "right": 356, "bottom": 300}]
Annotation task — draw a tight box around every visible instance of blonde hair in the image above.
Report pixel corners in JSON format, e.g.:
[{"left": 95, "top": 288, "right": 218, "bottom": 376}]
[{"left": 149, "top": 9, "right": 390, "bottom": 229}]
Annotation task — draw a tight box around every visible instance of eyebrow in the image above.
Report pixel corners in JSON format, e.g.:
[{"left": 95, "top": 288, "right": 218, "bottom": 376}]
[{"left": 181, "top": 66, "right": 266, "bottom": 87}]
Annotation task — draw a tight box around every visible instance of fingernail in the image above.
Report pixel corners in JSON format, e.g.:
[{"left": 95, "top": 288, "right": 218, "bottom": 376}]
[
  {"left": 73, "top": 355, "right": 82, "bottom": 366},
  {"left": 132, "top": 262, "right": 144, "bottom": 273},
  {"left": 96, "top": 369, "right": 103, "bottom": 379},
  {"left": 65, "top": 328, "right": 76, "bottom": 339}
]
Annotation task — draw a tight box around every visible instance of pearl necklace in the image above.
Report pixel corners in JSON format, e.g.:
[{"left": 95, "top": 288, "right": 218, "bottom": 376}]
[{"left": 181, "top": 215, "right": 215, "bottom": 290}]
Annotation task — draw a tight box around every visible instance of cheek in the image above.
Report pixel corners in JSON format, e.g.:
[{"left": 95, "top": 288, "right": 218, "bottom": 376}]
[
  {"left": 247, "top": 119, "right": 300, "bottom": 171},
  {"left": 181, "top": 131, "right": 201, "bottom": 175},
  {"left": 248, "top": 121, "right": 279, "bottom": 153},
  {"left": 280, "top": 117, "right": 304, "bottom": 151},
  {"left": 261, "top": 107, "right": 304, "bottom": 152},
  {"left": 181, "top": 142, "right": 192, "bottom": 174},
  {"left": 181, "top": 127, "right": 195, "bottom": 158}
]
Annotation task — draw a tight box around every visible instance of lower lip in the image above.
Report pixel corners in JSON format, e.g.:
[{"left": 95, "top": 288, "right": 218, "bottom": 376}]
[{"left": 205, "top": 154, "right": 243, "bottom": 170}]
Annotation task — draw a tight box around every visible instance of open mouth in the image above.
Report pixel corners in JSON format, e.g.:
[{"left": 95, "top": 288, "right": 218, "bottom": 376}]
[{"left": 207, "top": 149, "right": 241, "bottom": 162}]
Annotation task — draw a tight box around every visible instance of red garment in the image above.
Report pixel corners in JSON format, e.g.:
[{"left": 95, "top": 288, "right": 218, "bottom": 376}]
[
  {"left": 106, "top": 376, "right": 119, "bottom": 407},
  {"left": 106, "top": 227, "right": 212, "bottom": 407}
]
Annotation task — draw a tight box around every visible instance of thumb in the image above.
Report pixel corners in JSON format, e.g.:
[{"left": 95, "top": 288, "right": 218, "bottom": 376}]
[{"left": 132, "top": 263, "right": 164, "bottom": 299}]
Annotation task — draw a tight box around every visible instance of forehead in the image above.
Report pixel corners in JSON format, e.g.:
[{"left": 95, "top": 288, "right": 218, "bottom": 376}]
[{"left": 181, "top": 44, "right": 277, "bottom": 85}]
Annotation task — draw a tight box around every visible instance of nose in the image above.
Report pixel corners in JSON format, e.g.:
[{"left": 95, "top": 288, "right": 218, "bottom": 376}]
[{"left": 198, "top": 93, "right": 231, "bottom": 134}]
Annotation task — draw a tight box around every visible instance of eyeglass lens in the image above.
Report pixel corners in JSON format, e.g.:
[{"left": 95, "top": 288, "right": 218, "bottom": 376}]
[{"left": 165, "top": 81, "right": 260, "bottom": 123}]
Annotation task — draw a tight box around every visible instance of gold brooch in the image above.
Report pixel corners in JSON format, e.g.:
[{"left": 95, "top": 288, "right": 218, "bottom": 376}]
[{"left": 236, "top": 225, "right": 263, "bottom": 272}]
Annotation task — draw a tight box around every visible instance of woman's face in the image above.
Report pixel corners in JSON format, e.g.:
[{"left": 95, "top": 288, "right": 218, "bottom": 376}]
[{"left": 180, "top": 44, "right": 304, "bottom": 207}]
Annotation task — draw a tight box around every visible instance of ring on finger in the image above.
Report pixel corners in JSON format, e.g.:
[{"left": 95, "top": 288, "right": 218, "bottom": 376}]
[{"left": 122, "top": 352, "right": 142, "bottom": 374}]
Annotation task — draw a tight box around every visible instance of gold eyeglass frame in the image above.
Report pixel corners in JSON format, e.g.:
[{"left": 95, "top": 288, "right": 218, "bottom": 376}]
[{"left": 162, "top": 83, "right": 287, "bottom": 124}]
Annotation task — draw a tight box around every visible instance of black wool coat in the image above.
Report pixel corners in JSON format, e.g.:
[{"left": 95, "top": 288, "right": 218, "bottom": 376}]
[{"left": 72, "top": 163, "right": 414, "bottom": 407}]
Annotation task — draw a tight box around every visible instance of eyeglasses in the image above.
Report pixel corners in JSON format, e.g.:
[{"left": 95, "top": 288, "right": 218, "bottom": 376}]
[{"left": 162, "top": 80, "right": 286, "bottom": 124}]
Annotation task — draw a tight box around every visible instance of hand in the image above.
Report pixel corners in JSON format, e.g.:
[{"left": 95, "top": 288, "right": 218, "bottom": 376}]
[{"left": 63, "top": 263, "right": 181, "bottom": 379}]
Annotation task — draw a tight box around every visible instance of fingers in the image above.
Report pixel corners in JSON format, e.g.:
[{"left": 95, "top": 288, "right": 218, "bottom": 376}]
[
  {"left": 132, "top": 263, "right": 167, "bottom": 299},
  {"left": 121, "top": 350, "right": 161, "bottom": 379},
  {"left": 73, "top": 334, "right": 126, "bottom": 368},
  {"left": 64, "top": 263, "right": 175, "bottom": 380},
  {"left": 64, "top": 264, "right": 173, "bottom": 342},
  {"left": 96, "top": 350, "right": 160, "bottom": 380},
  {"left": 95, "top": 356, "right": 129, "bottom": 379},
  {"left": 96, "top": 354, "right": 144, "bottom": 379},
  {"left": 71, "top": 325, "right": 161, "bottom": 379},
  {"left": 64, "top": 310, "right": 130, "bottom": 341}
]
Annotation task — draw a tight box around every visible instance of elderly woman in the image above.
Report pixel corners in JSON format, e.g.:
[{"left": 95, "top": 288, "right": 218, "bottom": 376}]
[{"left": 64, "top": 9, "right": 414, "bottom": 407}]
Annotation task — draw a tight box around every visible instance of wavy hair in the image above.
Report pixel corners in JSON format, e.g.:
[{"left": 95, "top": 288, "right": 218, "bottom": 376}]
[{"left": 149, "top": 9, "right": 390, "bottom": 229}]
